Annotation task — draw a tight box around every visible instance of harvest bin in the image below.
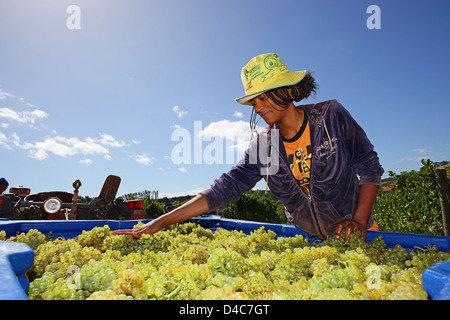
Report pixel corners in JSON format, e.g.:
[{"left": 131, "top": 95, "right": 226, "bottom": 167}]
[{"left": 0, "top": 216, "right": 449, "bottom": 300}]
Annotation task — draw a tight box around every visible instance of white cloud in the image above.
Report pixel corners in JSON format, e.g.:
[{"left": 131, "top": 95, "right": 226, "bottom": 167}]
[
  {"left": 0, "top": 91, "right": 134, "bottom": 163},
  {"left": 0, "top": 89, "right": 14, "bottom": 100},
  {"left": 0, "top": 91, "right": 138, "bottom": 164},
  {"left": 2, "top": 126, "right": 142, "bottom": 166},
  {"left": 199, "top": 120, "right": 259, "bottom": 140},
  {"left": 173, "top": 105, "right": 188, "bottom": 118},
  {"left": 11, "top": 133, "right": 20, "bottom": 146},
  {"left": 394, "top": 148, "right": 434, "bottom": 164},
  {"left": 21, "top": 136, "right": 109, "bottom": 160},
  {"left": 413, "top": 148, "right": 432, "bottom": 155},
  {"left": 0, "top": 131, "right": 12, "bottom": 150},
  {"left": 25, "top": 138, "right": 73, "bottom": 159},
  {"left": 179, "top": 167, "right": 187, "bottom": 173},
  {"left": 99, "top": 134, "right": 127, "bottom": 147},
  {"left": 80, "top": 158, "right": 93, "bottom": 166},
  {"left": 233, "top": 111, "right": 243, "bottom": 118},
  {"left": 9, "top": 133, "right": 129, "bottom": 161},
  {"left": 29, "top": 149, "right": 48, "bottom": 161},
  {"left": 199, "top": 119, "right": 263, "bottom": 154},
  {"left": 0, "top": 90, "right": 49, "bottom": 129},
  {"left": 0, "top": 107, "right": 48, "bottom": 124},
  {"left": 132, "top": 153, "right": 154, "bottom": 166}
]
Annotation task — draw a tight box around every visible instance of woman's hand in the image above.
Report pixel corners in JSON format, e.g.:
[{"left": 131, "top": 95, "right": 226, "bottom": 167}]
[
  {"left": 112, "top": 219, "right": 161, "bottom": 238},
  {"left": 335, "top": 184, "right": 380, "bottom": 243},
  {"left": 111, "top": 194, "right": 210, "bottom": 238},
  {"left": 335, "top": 220, "right": 366, "bottom": 243}
]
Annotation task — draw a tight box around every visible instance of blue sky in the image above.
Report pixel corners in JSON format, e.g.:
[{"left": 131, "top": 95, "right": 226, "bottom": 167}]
[{"left": 0, "top": 0, "right": 449, "bottom": 198}]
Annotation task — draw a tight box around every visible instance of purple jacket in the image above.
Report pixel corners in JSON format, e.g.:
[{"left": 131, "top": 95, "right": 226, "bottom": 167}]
[{"left": 201, "top": 100, "right": 384, "bottom": 240}]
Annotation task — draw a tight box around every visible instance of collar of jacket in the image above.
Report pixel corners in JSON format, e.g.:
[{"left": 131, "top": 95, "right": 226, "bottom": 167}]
[
  {"left": 266, "top": 99, "right": 338, "bottom": 157},
  {"left": 261, "top": 99, "right": 338, "bottom": 192}
]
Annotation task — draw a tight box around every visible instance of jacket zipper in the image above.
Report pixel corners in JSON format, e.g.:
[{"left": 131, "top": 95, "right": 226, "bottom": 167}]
[
  {"left": 273, "top": 120, "right": 327, "bottom": 240},
  {"left": 307, "top": 118, "right": 328, "bottom": 240},
  {"left": 302, "top": 166, "right": 326, "bottom": 240}
]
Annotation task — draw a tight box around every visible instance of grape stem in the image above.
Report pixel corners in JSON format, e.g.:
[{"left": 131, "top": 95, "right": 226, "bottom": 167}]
[{"left": 164, "top": 280, "right": 183, "bottom": 299}]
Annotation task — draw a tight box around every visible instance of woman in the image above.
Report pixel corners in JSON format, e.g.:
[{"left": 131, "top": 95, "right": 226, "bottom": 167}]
[{"left": 113, "top": 53, "right": 384, "bottom": 242}]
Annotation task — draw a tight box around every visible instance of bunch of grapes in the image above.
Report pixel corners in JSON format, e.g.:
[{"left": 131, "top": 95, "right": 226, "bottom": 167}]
[
  {"left": 207, "top": 246, "right": 248, "bottom": 277},
  {"left": 76, "top": 225, "right": 111, "bottom": 249},
  {"left": 5, "top": 229, "right": 50, "bottom": 250},
  {"left": 246, "top": 250, "right": 279, "bottom": 275},
  {"left": 34, "top": 276, "right": 82, "bottom": 300},
  {"left": 29, "top": 238, "right": 72, "bottom": 279},
  {"left": 405, "top": 245, "right": 448, "bottom": 272},
  {"left": 2, "top": 222, "right": 450, "bottom": 300},
  {"left": 318, "top": 230, "right": 368, "bottom": 252}
]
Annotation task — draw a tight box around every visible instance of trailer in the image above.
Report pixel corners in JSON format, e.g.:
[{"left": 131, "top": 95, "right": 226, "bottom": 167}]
[{"left": 0, "top": 175, "right": 146, "bottom": 221}]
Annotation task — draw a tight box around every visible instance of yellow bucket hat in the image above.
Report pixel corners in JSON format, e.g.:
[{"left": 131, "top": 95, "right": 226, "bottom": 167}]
[{"left": 235, "top": 53, "right": 307, "bottom": 106}]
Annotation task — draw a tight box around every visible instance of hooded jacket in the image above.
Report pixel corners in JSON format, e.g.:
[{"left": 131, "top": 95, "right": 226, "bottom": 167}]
[{"left": 201, "top": 100, "right": 384, "bottom": 240}]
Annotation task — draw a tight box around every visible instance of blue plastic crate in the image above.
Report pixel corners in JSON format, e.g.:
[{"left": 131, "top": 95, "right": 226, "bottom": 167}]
[
  {"left": 0, "top": 241, "right": 34, "bottom": 300},
  {"left": 0, "top": 216, "right": 449, "bottom": 300},
  {"left": 422, "top": 261, "right": 450, "bottom": 300}
]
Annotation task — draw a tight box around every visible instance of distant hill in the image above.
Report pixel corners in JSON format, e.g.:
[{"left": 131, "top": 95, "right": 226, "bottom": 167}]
[{"left": 162, "top": 194, "right": 196, "bottom": 204}]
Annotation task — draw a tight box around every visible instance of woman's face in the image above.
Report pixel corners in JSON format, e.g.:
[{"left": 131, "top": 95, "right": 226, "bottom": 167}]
[{"left": 249, "top": 93, "right": 285, "bottom": 125}]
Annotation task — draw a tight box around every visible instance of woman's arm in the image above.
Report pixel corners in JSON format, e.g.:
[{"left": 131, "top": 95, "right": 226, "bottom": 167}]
[
  {"left": 111, "top": 144, "right": 263, "bottom": 238},
  {"left": 112, "top": 194, "right": 209, "bottom": 238},
  {"left": 335, "top": 183, "right": 380, "bottom": 242},
  {"left": 112, "top": 130, "right": 269, "bottom": 238},
  {"left": 330, "top": 102, "right": 383, "bottom": 242}
]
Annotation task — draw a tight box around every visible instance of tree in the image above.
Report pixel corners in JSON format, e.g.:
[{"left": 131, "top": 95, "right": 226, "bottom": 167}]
[
  {"left": 223, "top": 190, "right": 288, "bottom": 224},
  {"left": 372, "top": 159, "right": 443, "bottom": 235}
]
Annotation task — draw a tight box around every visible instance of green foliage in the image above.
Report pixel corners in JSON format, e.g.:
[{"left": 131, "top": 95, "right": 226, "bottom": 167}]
[
  {"left": 372, "top": 159, "right": 444, "bottom": 235},
  {"left": 223, "top": 190, "right": 289, "bottom": 224},
  {"left": 143, "top": 197, "right": 183, "bottom": 219},
  {"left": 143, "top": 197, "right": 164, "bottom": 219},
  {"left": 142, "top": 190, "right": 287, "bottom": 224}
]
